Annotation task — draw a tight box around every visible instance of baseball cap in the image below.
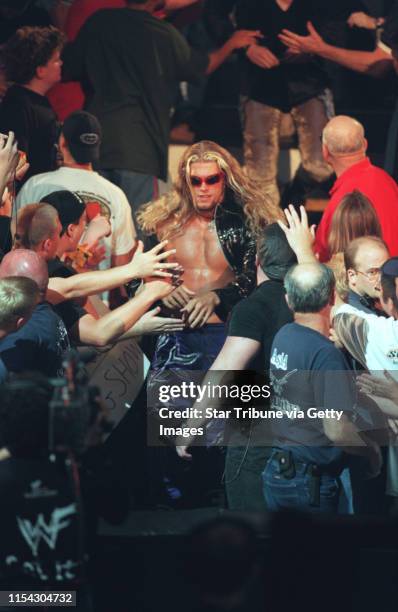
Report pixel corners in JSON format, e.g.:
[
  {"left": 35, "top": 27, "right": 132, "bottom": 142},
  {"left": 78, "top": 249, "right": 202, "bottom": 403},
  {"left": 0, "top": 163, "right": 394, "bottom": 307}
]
[
  {"left": 257, "top": 223, "right": 297, "bottom": 281},
  {"left": 40, "top": 190, "right": 85, "bottom": 232},
  {"left": 61, "top": 111, "right": 102, "bottom": 164}
]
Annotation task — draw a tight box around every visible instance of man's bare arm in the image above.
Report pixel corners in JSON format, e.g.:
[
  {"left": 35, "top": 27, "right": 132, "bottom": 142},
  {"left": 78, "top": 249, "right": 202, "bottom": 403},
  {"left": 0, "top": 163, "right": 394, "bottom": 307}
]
[
  {"left": 46, "top": 241, "right": 178, "bottom": 304},
  {"left": 69, "top": 280, "right": 174, "bottom": 347}
]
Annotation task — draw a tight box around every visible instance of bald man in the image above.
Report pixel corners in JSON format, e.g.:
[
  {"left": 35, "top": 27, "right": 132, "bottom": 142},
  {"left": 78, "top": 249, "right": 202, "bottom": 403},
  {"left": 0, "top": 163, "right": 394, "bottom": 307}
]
[
  {"left": 0, "top": 249, "right": 70, "bottom": 381},
  {"left": 263, "top": 262, "right": 377, "bottom": 514},
  {"left": 314, "top": 115, "right": 398, "bottom": 262}
]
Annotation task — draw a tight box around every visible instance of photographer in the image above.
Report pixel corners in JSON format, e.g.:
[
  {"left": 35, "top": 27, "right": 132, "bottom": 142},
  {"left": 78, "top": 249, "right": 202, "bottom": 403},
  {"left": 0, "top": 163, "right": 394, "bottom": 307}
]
[{"left": 0, "top": 370, "right": 129, "bottom": 610}]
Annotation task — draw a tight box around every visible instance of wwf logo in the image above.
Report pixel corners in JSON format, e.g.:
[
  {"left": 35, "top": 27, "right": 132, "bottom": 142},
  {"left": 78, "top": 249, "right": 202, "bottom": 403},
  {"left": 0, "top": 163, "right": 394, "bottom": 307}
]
[{"left": 79, "top": 132, "right": 99, "bottom": 145}]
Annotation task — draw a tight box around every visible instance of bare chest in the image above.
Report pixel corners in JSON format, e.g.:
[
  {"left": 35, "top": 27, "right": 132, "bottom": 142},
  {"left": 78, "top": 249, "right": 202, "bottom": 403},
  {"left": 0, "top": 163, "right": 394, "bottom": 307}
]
[{"left": 167, "top": 218, "right": 235, "bottom": 290}]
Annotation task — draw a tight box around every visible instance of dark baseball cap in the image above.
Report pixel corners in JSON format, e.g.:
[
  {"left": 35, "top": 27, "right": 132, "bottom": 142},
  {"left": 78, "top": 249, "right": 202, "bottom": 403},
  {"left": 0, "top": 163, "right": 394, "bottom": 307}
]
[
  {"left": 40, "top": 190, "right": 85, "bottom": 232},
  {"left": 61, "top": 111, "right": 102, "bottom": 164},
  {"left": 257, "top": 223, "right": 297, "bottom": 281}
]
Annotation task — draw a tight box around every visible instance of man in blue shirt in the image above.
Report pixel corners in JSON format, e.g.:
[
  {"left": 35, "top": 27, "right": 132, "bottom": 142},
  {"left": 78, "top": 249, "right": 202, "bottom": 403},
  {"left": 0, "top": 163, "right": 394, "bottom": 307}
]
[
  {"left": 264, "top": 261, "right": 375, "bottom": 514},
  {"left": 0, "top": 249, "right": 69, "bottom": 382},
  {"left": 0, "top": 275, "right": 40, "bottom": 382}
]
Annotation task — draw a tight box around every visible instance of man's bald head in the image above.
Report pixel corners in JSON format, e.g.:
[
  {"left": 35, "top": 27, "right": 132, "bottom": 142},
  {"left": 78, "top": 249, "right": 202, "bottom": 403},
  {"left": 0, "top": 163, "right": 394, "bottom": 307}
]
[
  {"left": 0, "top": 249, "right": 49, "bottom": 296},
  {"left": 322, "top": 115, "right": 366, "bottom": 157},
  {"left": 284, "top": 263, "right": 335, "bottom": 313}
]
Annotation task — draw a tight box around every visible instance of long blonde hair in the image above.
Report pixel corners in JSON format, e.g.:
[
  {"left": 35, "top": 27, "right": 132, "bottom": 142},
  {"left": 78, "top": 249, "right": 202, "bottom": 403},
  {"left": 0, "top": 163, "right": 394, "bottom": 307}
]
[{"left": 137, "top": 140, "right": 282, "bottom": 239}]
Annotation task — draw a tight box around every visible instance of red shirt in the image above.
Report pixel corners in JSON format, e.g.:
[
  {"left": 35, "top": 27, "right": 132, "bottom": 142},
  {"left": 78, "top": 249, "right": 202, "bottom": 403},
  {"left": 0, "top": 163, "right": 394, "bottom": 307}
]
[{"left": 314, "top": 158, "right": 398, "bottom": 262}]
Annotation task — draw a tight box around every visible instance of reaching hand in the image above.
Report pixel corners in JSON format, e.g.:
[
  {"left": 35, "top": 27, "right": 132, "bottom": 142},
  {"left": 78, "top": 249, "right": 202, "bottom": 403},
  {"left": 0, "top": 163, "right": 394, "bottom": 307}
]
[
  {"left": 277, "top": 204, "right": 316, "bottom": 262},
  {"left": 278, "top": 21, "right": 326, "bottom": 56},
  {"left": 84, "top": 240, "right": 107, "bottom": 268},
  {"left": 347, "top": 12, "right": 380, "bottom": 30},
  {"left": 357, "top": 370, "right": 398, "bottom": 404},
  {"left": 15, "top": 160, "right": 30, "bottom": 182},
  {"left": 0, "top": 132, "right": 19, "bottom": 192},
  {"left": 181, "top": 290, "right": 220, "bottom": 328},
  {"left": 228, "top": 29, "right": 263, "bottom": 51},
  {"left": 130, "top": 240, "right": 181, "bottom": 278},
  {"left": 176, "top": 444, "right": 192, "bottom": 460},
  {"left": 246, "top": 45, "right": 280, "bottom": 69},
  {"left": 84, "top": 214, "right": 112, "bottom": 246},
  {"left": 132, "top": 307, "right": 184, "bottom": 335},
  {"left": 141, "top": 277, "right": 174, "bottom": 300},
  {"left": 162, "top": 285, "right": 195, "bottom": 310}
]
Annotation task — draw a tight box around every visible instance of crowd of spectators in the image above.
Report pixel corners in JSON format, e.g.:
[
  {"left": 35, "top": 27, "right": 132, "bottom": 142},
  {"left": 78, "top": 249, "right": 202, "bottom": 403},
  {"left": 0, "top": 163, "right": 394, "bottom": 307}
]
[{"left": 2, "top": 0, "right": 398, "bottom": 606}]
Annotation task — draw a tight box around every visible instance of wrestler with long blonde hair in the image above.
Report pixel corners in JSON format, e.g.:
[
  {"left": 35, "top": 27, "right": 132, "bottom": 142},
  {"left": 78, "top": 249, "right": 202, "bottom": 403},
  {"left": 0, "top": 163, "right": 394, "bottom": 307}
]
[{"left": 138, "top": 140, "right": 282, "bottom": 240}]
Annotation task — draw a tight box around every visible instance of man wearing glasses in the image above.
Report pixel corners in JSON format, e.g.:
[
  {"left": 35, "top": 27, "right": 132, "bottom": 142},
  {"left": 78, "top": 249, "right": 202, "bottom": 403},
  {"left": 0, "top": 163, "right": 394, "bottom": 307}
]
[
  {"left": 314, "top": 115, "right": 398, "bottom": 263},
  {"left": 344, "top": 236, "right": 390, "bottom": 316}
]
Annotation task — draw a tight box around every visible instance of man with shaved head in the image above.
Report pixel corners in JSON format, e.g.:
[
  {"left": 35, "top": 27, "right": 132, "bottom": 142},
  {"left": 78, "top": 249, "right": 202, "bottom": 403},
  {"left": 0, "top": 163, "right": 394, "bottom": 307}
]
[
  {"left": 0, "top": 249, "right": 69, "bottom": 382},
  {"left": 314, "top": 115, "right": 398, "bottom": 262},
  {"left": 0, "top": 272, "right": 42, "bottom": 395},
  {"left": 0, "top": 277, "right": 39, "bottom": 341},
  {"left": 263, "top": 261, "right": 375, "bottom": 514}
]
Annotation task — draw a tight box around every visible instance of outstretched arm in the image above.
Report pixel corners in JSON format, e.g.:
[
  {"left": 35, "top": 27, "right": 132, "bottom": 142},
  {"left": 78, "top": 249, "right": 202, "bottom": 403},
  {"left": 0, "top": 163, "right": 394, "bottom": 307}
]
[
  {"left": 277, "top": 205, "right": 317, "bottom": 264},
  {"left": 47, "top": 241, "right": 179, "bottom": 304},
  {"left": 279, "top": 21, "right": 392, "bottom": 76},
  {"left": 71, "top": 279, "right": 174, "bottom": 347}
]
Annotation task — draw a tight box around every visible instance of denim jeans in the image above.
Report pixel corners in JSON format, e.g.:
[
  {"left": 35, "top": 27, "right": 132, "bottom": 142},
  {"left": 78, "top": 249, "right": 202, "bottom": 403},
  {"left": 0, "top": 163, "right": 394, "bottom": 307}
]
[{"left": 263, "top": 452, "right": 341, "bottom": 514}]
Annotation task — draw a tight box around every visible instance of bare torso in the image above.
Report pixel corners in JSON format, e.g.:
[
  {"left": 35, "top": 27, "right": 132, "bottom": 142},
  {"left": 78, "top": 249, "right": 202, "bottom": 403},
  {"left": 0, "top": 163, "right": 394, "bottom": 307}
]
[{"left": 166, "top": 215, "right": 236, "bottom": 323}]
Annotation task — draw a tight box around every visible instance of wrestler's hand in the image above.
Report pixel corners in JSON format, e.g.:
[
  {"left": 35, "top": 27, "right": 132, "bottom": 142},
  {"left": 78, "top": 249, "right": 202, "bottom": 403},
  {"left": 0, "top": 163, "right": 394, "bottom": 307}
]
[
  {"left": 132, "top": 307, "right": 184, "bottom": 335},
  {"left": 181, "top": 291, "right": 220, "bottom": 328},
  {"left": 162, "top": 285, "right": 195, "bottom": 309},
  {"left": 129, "top": 240, "right": 181, "bottom": 278},
  {"left": 246, "top": 45, "right": 280, "bottom": 69},
  {"left": 278, "top": 204, "right": 316, "bottom": 263},
  {"left": 278, "top": 21, "right": 327, "bottom": 56}
]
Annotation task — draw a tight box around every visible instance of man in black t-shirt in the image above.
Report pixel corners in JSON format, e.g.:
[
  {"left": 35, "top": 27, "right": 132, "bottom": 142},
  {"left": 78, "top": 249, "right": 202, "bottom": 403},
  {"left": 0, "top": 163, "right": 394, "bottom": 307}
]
[
  {"left": 0, "top": 26, "right": 65, "bottom": 183},
  {"left": 265, "top": 262, "right": 372, "bottom": 514}
]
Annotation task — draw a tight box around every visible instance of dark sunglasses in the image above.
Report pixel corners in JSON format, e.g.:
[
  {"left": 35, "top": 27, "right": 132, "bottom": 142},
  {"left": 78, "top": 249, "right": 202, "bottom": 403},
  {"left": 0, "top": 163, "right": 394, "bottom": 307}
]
[{"left": 190, "top": 173, "right": 223, "bottom": 187}]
